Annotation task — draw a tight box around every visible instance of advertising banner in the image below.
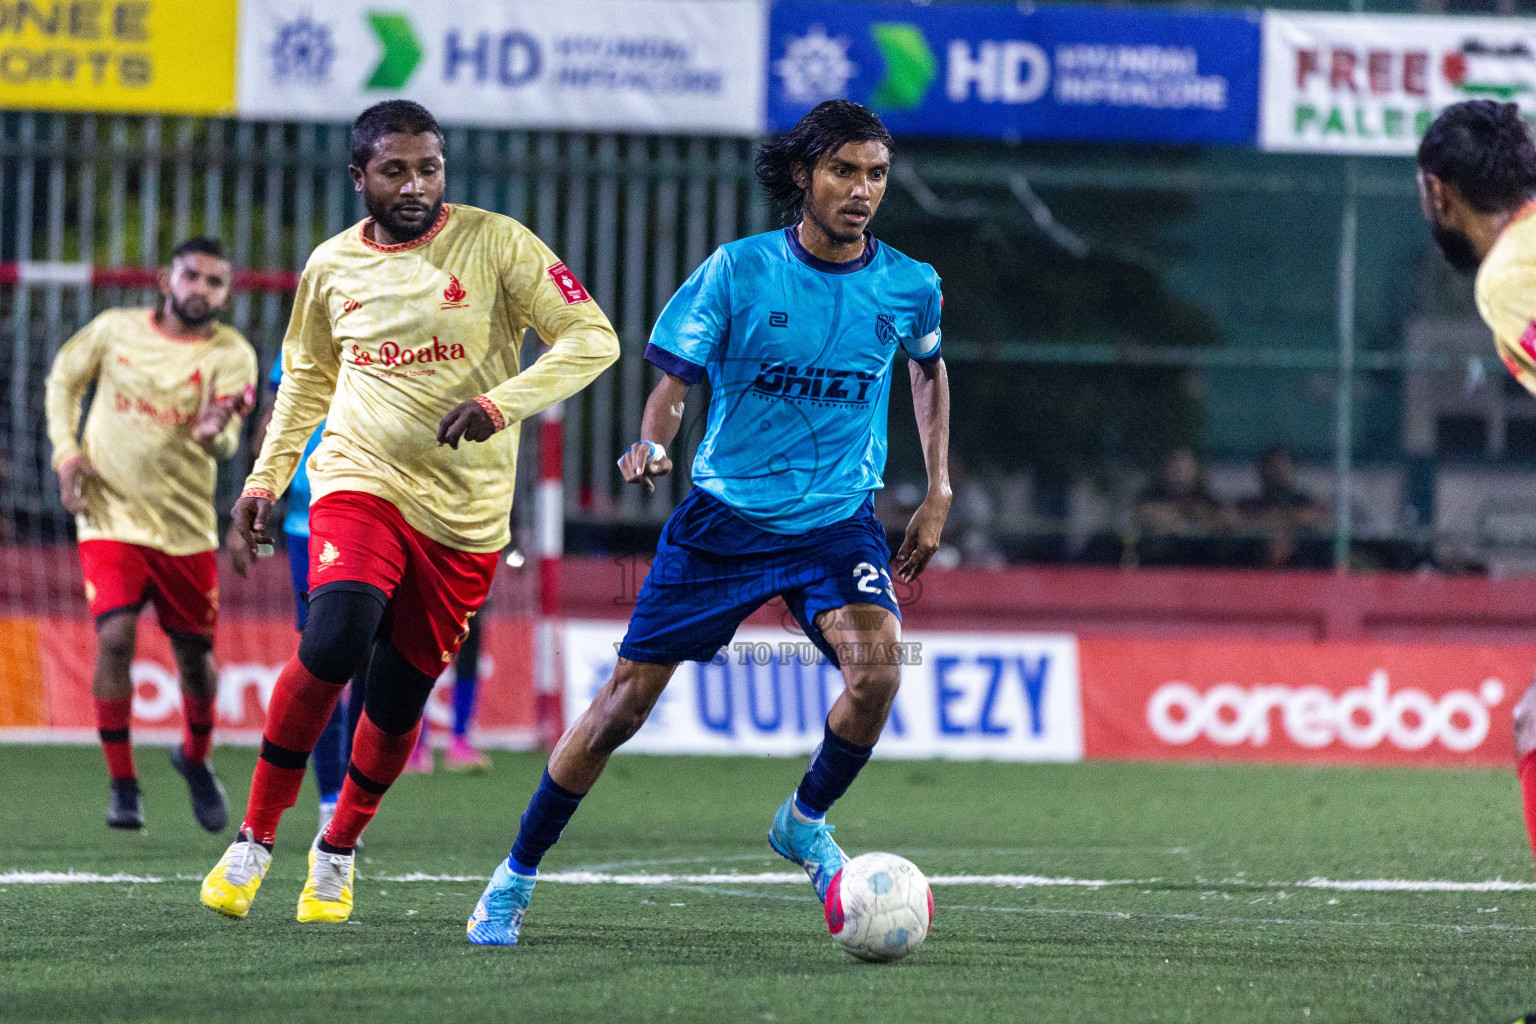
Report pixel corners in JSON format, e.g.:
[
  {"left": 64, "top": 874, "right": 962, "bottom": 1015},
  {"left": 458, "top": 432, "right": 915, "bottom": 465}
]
[
  {"left": 0, "top": 0, "right": 237, "bottom": 114},
  {"left": 236, "top": 0, "right": 766, "bottom": 133},
  {"left": 1260, "top": 12, "right": 1536, "bottom": 155},
  {"left": 563, "top": 620, "right": 1084, "bottom": 761},
  {"left": 768, "top": 0, "right": 1260, "bottom": 144},
  {"left": 0, "top": 616, "right": 536, "bottom": 746},
  {"left": 1079, "top": 637, "right": 1525, "bottom": 767}
]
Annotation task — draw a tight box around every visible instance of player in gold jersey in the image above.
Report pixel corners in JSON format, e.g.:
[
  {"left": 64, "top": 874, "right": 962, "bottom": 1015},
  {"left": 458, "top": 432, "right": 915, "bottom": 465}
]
[
  {"left": 199, "top": 101, "right": 620, "bottom": 924},
  {"left": 44, "top": 237, "right": 258, "bottom": 833},
  {"left": 1419, "top": 100, "right": 1536, "bottom": 873}
]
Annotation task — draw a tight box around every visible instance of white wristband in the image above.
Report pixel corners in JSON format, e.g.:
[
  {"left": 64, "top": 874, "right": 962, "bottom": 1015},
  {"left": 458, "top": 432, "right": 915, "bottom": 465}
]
[{"left": 617, "top": 440, "right": 666, "bottom": 469}]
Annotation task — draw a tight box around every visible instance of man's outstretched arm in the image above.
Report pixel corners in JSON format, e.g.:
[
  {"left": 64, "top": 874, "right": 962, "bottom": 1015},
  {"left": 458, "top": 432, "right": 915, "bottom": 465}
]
[
  {"left": 617, "top": 373, "right": 690, "bottom": 493},
  {"left": 895, "top": 356, "right": 951, "bottom": 582}
]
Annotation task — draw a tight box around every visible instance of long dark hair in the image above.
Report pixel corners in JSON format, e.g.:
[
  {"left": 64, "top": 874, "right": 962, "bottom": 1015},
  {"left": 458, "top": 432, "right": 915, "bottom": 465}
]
[{"left": 755, "top": 100, "right": 895, "bottom": 224}]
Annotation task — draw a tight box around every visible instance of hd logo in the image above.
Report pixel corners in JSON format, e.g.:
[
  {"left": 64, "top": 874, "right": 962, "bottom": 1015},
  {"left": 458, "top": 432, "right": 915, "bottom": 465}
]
[{"left": 750, "top": 363, "right": 879, "bottom": 405}]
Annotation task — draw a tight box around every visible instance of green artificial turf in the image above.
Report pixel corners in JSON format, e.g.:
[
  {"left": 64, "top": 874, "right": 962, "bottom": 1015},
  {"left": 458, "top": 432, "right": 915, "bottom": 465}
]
[{"left": 2, "top": 745, "right": 1534, "bottom": 1023}]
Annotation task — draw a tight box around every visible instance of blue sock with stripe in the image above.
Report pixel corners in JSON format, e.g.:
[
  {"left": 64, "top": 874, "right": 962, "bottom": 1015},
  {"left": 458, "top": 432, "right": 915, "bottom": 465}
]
[
  {"left": 793, "top": 721, "right": 874, "bottom": 820},
  {"left": 508, "top": 769, "right": 585, "bottom": 876}
]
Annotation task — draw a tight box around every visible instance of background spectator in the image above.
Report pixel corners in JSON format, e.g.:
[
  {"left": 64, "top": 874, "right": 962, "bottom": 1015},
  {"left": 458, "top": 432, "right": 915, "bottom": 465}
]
[{"left": 1237, "top": 445, "right": 1328, "bottom": 567}]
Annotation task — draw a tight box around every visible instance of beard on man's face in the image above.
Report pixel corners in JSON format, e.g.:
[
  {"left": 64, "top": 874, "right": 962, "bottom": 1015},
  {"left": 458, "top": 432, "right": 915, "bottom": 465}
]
[
  {"left": 169, "top": 293, "right": 218, "bottom": 328},
  {"left": 1427, "top": 205, "right": 1482, "bottom": 272},
  {"left": 1432, "top": 223, "right": 1482, "bottom": 272},
  {"left": 367, "top": 191, "right": 442, "bottom": 243}
]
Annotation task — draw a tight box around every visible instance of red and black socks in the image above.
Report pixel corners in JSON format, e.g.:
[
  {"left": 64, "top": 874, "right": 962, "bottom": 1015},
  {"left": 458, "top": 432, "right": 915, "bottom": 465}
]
[
  {"left": 241, "top": 657, "right": 345, "bottom": 846},
  {"left": 94, "top": 696, "right": 135, "bottom": 781}
]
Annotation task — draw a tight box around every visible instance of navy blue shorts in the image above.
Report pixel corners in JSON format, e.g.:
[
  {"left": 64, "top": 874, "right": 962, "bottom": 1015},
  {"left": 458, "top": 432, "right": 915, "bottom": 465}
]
[{"left": 618, "top": 488, "right": 900, "bottom": 668}]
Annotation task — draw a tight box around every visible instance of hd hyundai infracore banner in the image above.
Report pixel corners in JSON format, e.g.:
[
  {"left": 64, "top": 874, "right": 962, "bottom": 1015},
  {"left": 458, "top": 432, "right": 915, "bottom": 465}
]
[
  {"left": 234, "top": 0, "right": 767, "bottom": 133},
  {"left": 768, "top": 0, "right": 1262, "bottom": 144}
]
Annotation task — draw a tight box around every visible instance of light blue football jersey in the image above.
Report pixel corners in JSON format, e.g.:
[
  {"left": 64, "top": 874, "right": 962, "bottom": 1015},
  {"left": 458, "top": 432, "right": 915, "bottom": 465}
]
[{"left": 645, "top": 227, "right": 942, "bottom": 534}]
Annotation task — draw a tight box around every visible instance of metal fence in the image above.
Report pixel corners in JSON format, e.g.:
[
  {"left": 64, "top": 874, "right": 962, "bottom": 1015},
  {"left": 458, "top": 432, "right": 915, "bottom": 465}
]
[
  {"left": 0, "top": 112, "right": 768, "bottom": 549},
  {"left": 0, "top": 109, "right": 1516, "bottom": 583}
]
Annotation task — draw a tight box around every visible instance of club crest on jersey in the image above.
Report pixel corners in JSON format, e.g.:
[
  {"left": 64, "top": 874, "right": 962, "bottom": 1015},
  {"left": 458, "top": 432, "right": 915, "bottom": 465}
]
[
  {"left": 441, "top": 275, "right": 469, "bottom": 310},
  {"left": 318, "top": 540, "right": 341, "bottom": 570},
  {"left": 547, "top": 262, "right": 592, "bottom": 305},
  {"left": 875, "top": 313, "right": 896, "bottom": 346},
  {"left": 187, "top": 367, "right": 203, "bottom": 387}
]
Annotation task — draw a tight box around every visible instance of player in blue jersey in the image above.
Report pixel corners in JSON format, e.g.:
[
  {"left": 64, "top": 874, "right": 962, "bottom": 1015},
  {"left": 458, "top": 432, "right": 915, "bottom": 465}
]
[
  {"left": 253, "top": 365, "right": 355, "bottom": 839},
  {"left": 467, "top": 100, "right": 952, "bottom": 946}
]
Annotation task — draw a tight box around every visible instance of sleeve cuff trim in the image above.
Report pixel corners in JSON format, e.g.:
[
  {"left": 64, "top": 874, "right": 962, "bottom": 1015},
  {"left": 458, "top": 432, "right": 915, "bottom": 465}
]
[
  {"left": 242, "top": 487, "right": 277, "bottom": 502},
  {"left": 475, "top": 396, "right": 507, "bottom": 433},
  {"left": 644, "top": 343, "right": 705, "bottom": 385}
]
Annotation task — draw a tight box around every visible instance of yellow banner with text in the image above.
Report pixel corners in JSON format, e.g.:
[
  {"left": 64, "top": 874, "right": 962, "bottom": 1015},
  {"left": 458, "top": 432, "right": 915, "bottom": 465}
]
[{"left": 0, "top": 0, "right": 236, "bottom": 113}]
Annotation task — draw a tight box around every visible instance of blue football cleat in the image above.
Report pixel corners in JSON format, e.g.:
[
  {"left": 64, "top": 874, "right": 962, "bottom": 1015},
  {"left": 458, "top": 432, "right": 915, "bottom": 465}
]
[
  {"left": 768, "top": 793, "right": 849, "bottom": 902},
  {"left": 467, "top": 859, "right": 536, "bottom": 946}
]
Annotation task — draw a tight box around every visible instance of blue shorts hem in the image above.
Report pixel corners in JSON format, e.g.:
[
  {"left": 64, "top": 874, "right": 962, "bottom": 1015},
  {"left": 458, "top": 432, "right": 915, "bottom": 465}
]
[{"left": 617, "top": 641, "right": 723, "bottom": 666}]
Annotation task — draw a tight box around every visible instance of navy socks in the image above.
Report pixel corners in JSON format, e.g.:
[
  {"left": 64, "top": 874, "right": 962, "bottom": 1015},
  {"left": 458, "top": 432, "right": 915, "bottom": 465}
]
[
  {"left": 508, "top": 769, "right": 585, "bottom": 875},
  {"left": 794, "top": 721, "right": 874, "bottom": 819}
]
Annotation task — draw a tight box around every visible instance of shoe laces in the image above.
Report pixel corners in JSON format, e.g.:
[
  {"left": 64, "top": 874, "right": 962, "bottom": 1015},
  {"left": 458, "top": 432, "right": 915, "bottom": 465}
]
[
  {"left": 481, "top": 876, "right": 530, "bottom": 922},
  {"left": 311, "top": 852, "right": 352, "bottom": 903},
  {"left": 221, "top": 840, "right": 268, "bottom": 886}
]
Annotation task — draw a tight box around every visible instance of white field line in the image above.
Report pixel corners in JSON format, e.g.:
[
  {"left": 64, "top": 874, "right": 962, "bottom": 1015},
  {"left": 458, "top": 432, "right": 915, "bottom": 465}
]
[
  {"left": 1295, "top": 876, "right": 1536, "bottom": 892},
  {"left": 6, "top": 869, "right": 1536, "bottom": 893}
]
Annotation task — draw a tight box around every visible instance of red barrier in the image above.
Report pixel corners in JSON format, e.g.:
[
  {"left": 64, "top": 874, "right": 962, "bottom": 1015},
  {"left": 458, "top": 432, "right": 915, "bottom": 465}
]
[
  {"left": 1080, "top": 637, "right": 1527, "bottom": 767},
  {"left": 560, "top": 557, "right": 1536, "bottom": 643},
  {"left": 3, "top": 616, "right": 537, "bottom": 746}
]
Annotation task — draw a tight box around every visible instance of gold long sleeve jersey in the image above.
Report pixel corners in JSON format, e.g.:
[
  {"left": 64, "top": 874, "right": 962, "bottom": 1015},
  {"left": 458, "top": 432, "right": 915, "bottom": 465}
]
[
  {"left": 1477, "top": 201, "right": 1536, "bottom": 394},
  {"left": 244, "top": 204, "right": 621, "bottom": 553},
  {"left": 45, "top": 308, "right": 258, "bottom": 555}
]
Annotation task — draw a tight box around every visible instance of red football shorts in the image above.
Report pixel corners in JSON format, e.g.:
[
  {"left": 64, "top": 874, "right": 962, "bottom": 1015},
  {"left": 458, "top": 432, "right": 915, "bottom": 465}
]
[
  {"left": 78, "top": 540, "right": 218, "bottom": 639},
  {"left": 307, "top": 491, "right": 499, "bottom": 678}
]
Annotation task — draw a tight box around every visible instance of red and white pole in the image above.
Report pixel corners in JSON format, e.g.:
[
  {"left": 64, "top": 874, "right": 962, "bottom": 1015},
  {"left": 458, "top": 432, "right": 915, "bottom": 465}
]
[{"left": 533, "top": 400, "right": 566, "bottom": 749}]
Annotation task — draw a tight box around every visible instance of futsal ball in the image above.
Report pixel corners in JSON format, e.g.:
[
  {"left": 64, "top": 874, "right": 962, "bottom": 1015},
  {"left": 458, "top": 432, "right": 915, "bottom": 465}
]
[{"left": 824, "top": 852, "right": 933, "bottom": 962}]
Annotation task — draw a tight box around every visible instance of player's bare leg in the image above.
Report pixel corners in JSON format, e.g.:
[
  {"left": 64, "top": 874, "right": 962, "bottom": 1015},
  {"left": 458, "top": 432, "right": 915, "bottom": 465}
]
[
  {"left": 549, "top": 659, "right": 678, "bottom": 791},
  {"left": 468, "top": 658, "right": 677, "bottom": 945},
  {"left": 769, "top": 604, "right": 902, "bottom": 900},
  {"left": 817, "top": 604, "right": 902, "bottom": 745},
  {"left": 92, "top": 610, "right": 142, "bottom": 829},
  {"left": 168, "top": 633, "right": 227, "bottom": 832},
  {"left": 1512, "top": 678, "right": 1536, "bottom": 867}
]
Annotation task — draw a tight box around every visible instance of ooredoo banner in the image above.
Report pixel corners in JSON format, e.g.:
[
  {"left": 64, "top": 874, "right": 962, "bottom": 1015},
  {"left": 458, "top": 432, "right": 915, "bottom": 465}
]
[
  {"left": 562, "top": 620, "right": 1085, "bottom": 761},
  {"left": 1260, "top": 12, "right": 1536, "bottom": 154},
  {"left": 1079, "top": 637, "right": 1525, "bottom": 766},
  {"left": 235, "top": 0, "right": 767, "bottom": 133}
]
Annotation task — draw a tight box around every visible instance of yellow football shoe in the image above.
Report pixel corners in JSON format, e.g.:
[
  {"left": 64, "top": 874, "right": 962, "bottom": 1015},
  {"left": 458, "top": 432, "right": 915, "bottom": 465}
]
[
  {"left": 200, "top": 832, "right": 272, "bottom": 919},
  {"left": 296, "top": 845, "right": 355, "bottom": 923}
]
